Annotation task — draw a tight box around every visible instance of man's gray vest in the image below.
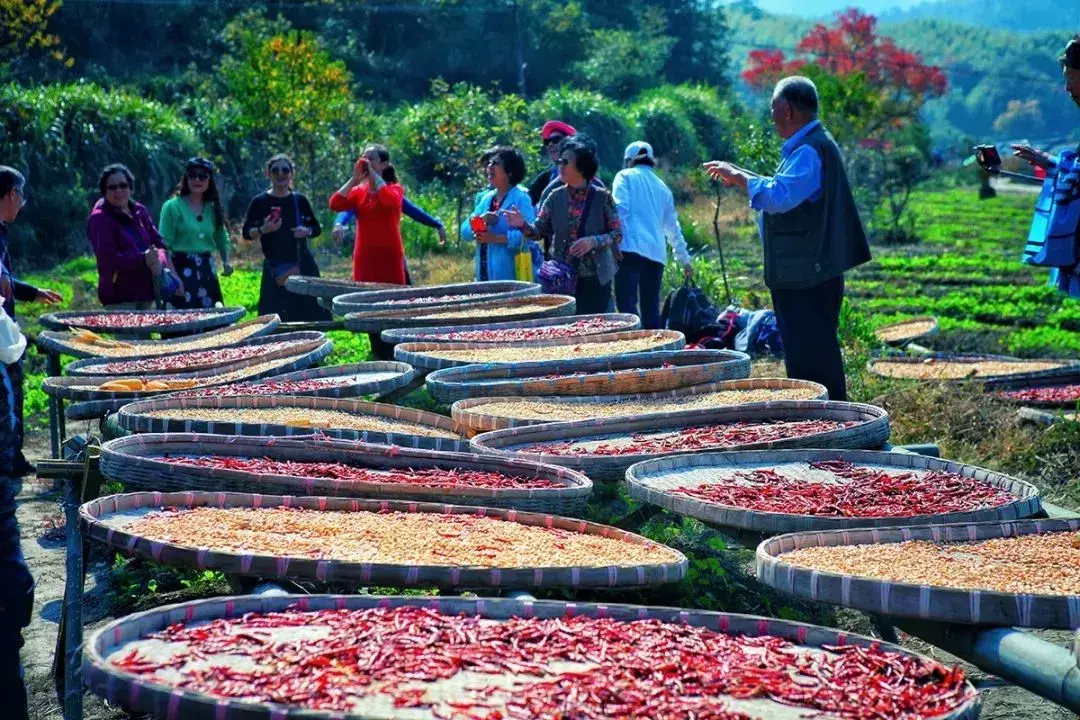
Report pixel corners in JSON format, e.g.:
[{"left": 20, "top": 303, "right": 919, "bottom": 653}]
[{"left": 762, "top": 123, "right": 871, "bottom": 290}]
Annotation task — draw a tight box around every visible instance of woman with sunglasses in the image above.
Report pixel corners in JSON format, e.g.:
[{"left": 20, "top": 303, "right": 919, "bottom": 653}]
[
  {"left": 527, "top": 120, "right": 576, "bottom": 209},
  {"left": 243, "top": 154, "right": 330, "bottom": 322},
  {"left": 158, "top": 158, "right": 233, "bottom": 310},
  {"left": 87, "top": 163, "right": 176, "bottom": 309},
  {"left": 461, "top": 146, "right": 536, "bottom": 281}
]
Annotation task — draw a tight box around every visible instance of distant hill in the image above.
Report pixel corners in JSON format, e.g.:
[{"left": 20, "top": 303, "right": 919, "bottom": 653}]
[
  {"left": 726, "top": 4, "right": 1078, "bottom": 146},
  {"left": 880, "top": 0, "right": 1080, "bottom": 33}
]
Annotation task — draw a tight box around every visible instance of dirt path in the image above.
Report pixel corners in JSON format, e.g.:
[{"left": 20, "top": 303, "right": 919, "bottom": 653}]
[{"left": 13, "top": 427, "right": 1080, "bottom": 719}]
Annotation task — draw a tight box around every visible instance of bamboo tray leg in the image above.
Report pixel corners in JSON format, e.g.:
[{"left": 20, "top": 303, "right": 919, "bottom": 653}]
[{"left": 47, "top": 350, "right": 62, "bottom": 458}]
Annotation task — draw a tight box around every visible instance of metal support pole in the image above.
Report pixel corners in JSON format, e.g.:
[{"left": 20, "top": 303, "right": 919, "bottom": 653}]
[
  {"left": 61, "top": 466, "right": 85, "bottom": 720},
  {"left": 896, "top": 620, "right": 1080, "bottom": 713},
  {"left": 47, "top": 351, "right": 61, "bottom": 458}
]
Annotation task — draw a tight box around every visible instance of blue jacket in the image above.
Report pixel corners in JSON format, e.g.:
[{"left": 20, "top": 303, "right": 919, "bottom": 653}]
[{"left": 461, "top": 186, "right": 536, "bottom": 281}]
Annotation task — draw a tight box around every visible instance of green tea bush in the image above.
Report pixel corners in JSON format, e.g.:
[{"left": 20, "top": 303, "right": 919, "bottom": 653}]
[
  {"left": 641, "top": 85, "right": 737, "bottom": 161},
  {"left": 528, "top": 87, "right": 633, "bottom": 174},
  {"left": 629, "top": 95, "right": 701, "bottom": 168}
]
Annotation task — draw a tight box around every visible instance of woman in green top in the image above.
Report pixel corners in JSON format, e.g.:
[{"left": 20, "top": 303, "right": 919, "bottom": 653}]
[{"left": 158, "top": 157, "right": 233, "bottom": 309}]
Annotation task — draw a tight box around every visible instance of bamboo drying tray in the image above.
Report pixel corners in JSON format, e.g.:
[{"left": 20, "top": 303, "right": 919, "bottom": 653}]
[
  {"left": 471, "top": 401, "right": 891, "bottom": 483},
  {"left": 874, "top": 316, "right": 939, "bottom": 346},
  {"left": 758, "top": 517, "right": 1080, "bottom": 628},
  {"left": 99, "top": 433, "right": 592, "bottom": 513},
  {"left": 116, "top": 395, "right": 471, "bottom": 451},
  {"left": 52, "top": 343, "right": 334, "bottom": 420},
  {"left": 35, "top": 315, "right": 280, "bottom": 359},
  {"left": 452, "top": 378, "right": 828, "bottom": 432},
  {"left": 426, "top": 349, "right": 752, "bottom": 405},
  {"left": 627, "top": 449, "right": 1041, "bottom": 535},
  {"left": 163, "top": 361, "right": 419, "bottom": 400},
  {"left": 39, "top": 306, "right": 245, "bottom": 337},
  {"left": 395, "top": 330, "right": 685, "bottom": 371},
  {"left": 331, "top": 280, "right": 540, "bottom": 316},
  {"left": 381, "top": 313, "right": 641, "bottom": 345},
  {"left": 81, "top": 492, "right": 686, "bottom": 588},
  {"left": 868, "top": 352, "right": 1080, "bottom": 385},
  {"left": 65, "top": 331, "right": 328, "bottom": 376},
  {"left": 285, "top": 275, "right": 396, "bottom": 301},
  {"left": 345, "top": 293, "right": 575, "bottom": 333},
  {"left": 988, "top": 373, "right": 1080, "bottom": 408},
  {"left": 84, "top": 594, "right": 980, "bottom": 720}
]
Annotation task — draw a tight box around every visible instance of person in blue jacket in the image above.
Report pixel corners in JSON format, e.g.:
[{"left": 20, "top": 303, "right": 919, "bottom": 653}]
[
  {"left": 332, "top": 196, "right": 446, "bottom": 285},
  {"left": 460, "top": 147, "right": 536, "bottom": 281}
]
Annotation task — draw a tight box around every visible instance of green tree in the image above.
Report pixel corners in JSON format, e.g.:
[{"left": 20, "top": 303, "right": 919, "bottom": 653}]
[
  {"left": 572, "top": 9, "right": 674, "bottom": 99},
  {"left": 0, "top": 0, "right": 69, "bottom": 76}
]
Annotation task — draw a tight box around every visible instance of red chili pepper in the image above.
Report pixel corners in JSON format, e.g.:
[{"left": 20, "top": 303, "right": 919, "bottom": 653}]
[
  {"left": 418, "top": 318, "right": 627, "bottom": 343},
  {"left": 999, "top": 383, "right": 1080, "bottom": 403},
  {"left": 96, "top": 340, "right": 305, "bottom": 374},
  {"left": 63, "top": 312, "right": 216, "bottom": 329}
]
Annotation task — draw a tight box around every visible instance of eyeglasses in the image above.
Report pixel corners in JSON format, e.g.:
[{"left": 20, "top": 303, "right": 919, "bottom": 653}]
[
  {"left": 270, "top": 166, "right": 292, "bottom": 176},
  {"left": 557, "top": 157, "right": 572, "bottom": 167},
  {"left": 486, "top": 160, "right": 504, "bottom": 168},
  {"left": 106, "top": 183, "right": 130, "bottom": 192},
  {"left": 187, "top": 171, "right": 211, "bottom": 181}
]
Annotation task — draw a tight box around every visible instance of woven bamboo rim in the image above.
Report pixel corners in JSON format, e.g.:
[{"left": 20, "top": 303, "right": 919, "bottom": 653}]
[
  {"left": 867, "top": 352, "right": 1080, "bottom": 386},
  {"left": 115, "top": 394, "right": 471, "bottom": 452},
  {"left": 49, "top": 339, "right": 334, "bottom": 405},
  {"left": 99, "top": 433, "right": 592, "bottom": 511},
  {"left": 757, "top": 517, "right": 1080, "bottom": 629},
  {"left": 84, "top": 594, "right": 981, "bottom": 720},
  {"left": 626, "top": 449, "right": 1041, "bottom": 535},
  {"left": 332, "top": 280, "right": 540, "bottom": 316},
  {"left": 451, "top": 378, "right": 829, "bottom": 432},
  {"left": 873, "top": 316, "right": 939, "bottom": 346},
  {"left": 166, "top": 361, "right": 421, "bottom": 400},
  {"left": 381, "top": 313, "right": 642, "bottom": 345},
  {"left": 344, "top": 294, "right": 575, "bottom": 333},
  {"left": 36, "top": 315, "right": 281, "bottom": 359},
  {"left": 471, "top": 401, "right": 891, "bottom": 483},
  {"left": 395, "top": 330, "right": 686, "bottom": 372},
  {"left": 65, "top": 331, "right": 327, "bottom": 377},
  {"left": 987, "top": 373, "right": 1080, "bottom": 408},
  {"left": 285, "top": 275, "right": 396, "bottom": 300},
  {"left": 426, "top": 349, "right": 752, "bottom": 405},
  {"left": 39, "top": 306, "right": 246, "bottom": 337},
  {"left": 80, "top": 491, "right": 686, "bottom": 588}
]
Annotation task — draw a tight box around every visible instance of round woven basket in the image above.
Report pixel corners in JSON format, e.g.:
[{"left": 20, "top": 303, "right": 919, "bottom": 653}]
[
  {"left": 115, "top": 395, "right": 471, "bottom": 451},
  {"left": 84, "top": 594, "right": 981, "bottom": 720},
  {"left": 35, "top": 315, "right": 281, "bottom": 360},
  {"left": 873, "top": 316, "right": 939, "bottom": 346},
  {"left": 285, "top": 275, "right": 396, "bottom": 300},
  {"left": 53, "top": 341, "right": 335, "bottom": 418},
  {"left": 332, "top": 280, "right": 540, "bottom": 316},
  {"left": 626, "top": 449, "right": 1041, "bottom": 535},
  {"left": 381, "top": 313, "right": 641, "bottom": 345},
  {"left": 452, "top": 378, "right": 829, "bottom": 433},
  {"left": 395, "top": 330, "right": 686, "bottom": 372},
  {"left": 345, "top": 294, "right": 575, "bottom": 333},
  {"left": 80, "top": 491, "right": 686, "bottom": 588},
  {"left": 426, "top": 349, "right": 752, "bottom": 406},
  {"left": 757, "top": 517, "right": 1080, "bottom": 629},
  {"left": 868, "top": 352, "right": 1080, "bottom": 386},
  {"left": 988, "top": 374, "right": 1080, "bottom": 408},
  {"left": 161, "top": 361, "right": 420, "bottom": 401},
  {"left": 471, "top": 401, "right": 891, "bottom": 483},
  {"left": 99, "top": 433, "right": 592, "bottom": 513},
  {"left": 65, "top": 331, "right": 328, "bottom": 377},
  {"left": 39, "top": 307, "right": 246, "bottom": 337}
]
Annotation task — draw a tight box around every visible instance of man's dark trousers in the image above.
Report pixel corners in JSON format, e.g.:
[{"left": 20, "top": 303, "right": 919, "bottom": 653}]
[
  {"left": 770, "top": 274, "right": 847, "bottom": 401},
  {"left": 0, "top": 476, "right": 32, "bottom": 720},
  {"left": 614, "top": 252, "right": 664, "bottom": 330}
]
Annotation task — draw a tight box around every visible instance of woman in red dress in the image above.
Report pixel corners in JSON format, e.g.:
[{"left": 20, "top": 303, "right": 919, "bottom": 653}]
[{"left": 329, "top": 145, "right": 406, "bottom": 285}]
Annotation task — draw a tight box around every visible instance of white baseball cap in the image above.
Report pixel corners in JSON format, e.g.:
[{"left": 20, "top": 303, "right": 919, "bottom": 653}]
[{"left": 623, "top": 141, "right": 655, "bottom": 162}]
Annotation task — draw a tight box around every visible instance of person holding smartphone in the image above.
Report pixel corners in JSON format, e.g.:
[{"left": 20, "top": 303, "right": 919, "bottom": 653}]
[
  {"left": 242, "top": 153, "right": 330, "bottom": 322},
  {"left": 460, "top": 146, "right": 536, "bottom": 282}
]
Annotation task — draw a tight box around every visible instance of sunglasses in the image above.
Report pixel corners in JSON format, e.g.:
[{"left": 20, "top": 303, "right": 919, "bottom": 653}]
[
  {"left": 544, "top": 135, "right": 566, "bottom": 147},
  {"left": 270, "top": 166, "right": 292, "bottom": 176},
  {"left": 557, "top": 157, "right": 573, "bottom": 167},
  {"left": 106, "top": 182, "right": 130, "bottom": 191},
  {"left": 187, "top": 171, "right": 211, "bottom": 181}
]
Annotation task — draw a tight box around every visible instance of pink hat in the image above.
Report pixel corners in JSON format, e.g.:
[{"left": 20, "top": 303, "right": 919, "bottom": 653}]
[{"left": 541, "top": 120, "right": 577, "bottom": 141}]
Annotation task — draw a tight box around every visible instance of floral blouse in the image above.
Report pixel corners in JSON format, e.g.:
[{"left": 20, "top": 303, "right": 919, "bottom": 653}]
[{"left": 534, "top": 185, "right": 622, "bottom": 277}]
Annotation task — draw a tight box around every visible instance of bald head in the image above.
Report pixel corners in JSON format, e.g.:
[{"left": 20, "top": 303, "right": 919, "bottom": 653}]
[{"left": 770, "top": 76, "right": 819, "bottom": 139}]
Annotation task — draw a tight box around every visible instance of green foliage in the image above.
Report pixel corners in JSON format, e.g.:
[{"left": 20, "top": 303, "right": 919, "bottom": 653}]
[
  {"left": 108, "top": 554, "right": 228, "bottom": 613},
  {"left": 649, "top": 84, "right": 738, "bottom": 161},
  {"left": 629, "top": 95, "right": 700, "bottom": 167},
  {"left": 0, "top": 81, "right": 199, "bottom": 269},
  {"left": 0, "top": 0, "right": 68, "bottom": 76},
  {"left": 528, "top": 87, "right": 633, "bottom": 173},
  {"left": 326, "top": 330, "right": 372, "bottom": 366},
  {"left": 572, "top": 10, "right": 675, "bottom": 100},
  {"left": 732, "top": 110, "right": 781, "bottom": 175}
]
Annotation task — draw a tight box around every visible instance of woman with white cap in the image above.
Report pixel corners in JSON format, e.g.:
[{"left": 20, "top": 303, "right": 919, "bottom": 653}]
[{"left": 611, "top": 141, "right": 693, "bottom": 329}]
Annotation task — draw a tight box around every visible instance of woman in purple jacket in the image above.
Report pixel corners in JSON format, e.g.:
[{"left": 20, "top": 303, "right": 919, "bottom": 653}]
[{"left": 86, "top": 163, "right": 179, "bottom": 309}]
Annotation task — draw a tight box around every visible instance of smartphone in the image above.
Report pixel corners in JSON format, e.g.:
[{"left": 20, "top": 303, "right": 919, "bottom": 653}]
[
  {"left": 269, "top": 207, "right": 282, "bottom": 223},
  {"left": 469, "top": 216, "right": 488, "bottom": 234},
  {"left": 974, "top": 145, "right": 1002, "bottom": 172}
]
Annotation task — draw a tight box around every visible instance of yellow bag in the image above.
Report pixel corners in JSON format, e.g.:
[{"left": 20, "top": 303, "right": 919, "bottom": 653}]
[{"left": 514, "top": 247, "right": 533, "bottom": 282}]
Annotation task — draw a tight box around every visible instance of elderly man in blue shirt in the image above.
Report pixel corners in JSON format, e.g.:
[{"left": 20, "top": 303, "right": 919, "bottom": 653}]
[{"left": 705, "top": 75, "right": 870, "bottom": 401}]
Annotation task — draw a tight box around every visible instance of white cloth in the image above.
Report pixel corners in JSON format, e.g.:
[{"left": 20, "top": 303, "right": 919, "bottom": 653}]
[
  {"left": 0, "top": 307, "right": 26, "bottom": 365},
  {"left": 611, "top": 166, "right": 691, "bottom": 267}
]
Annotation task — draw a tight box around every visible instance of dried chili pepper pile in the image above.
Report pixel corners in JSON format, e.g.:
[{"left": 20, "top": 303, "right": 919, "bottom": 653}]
[
  {"left": 999, "top": 383, "right": 1080, "bottom": 404},
  {"left": 527, "top": 420, "right": 856, "bottom": 456},
  {"left": 374, "top": 292, "right": 488, "bottom": 306},
  {"left": 169, "top": 375, "right": 362, "bottom": 398},
  {"left": 422, "top": 317, "right": 627, "bottom": 343},
  {"left": 111, "top": 605, "right": 972, "bottom": 719},
  {"left": 673, "top": 460, "right": 1016, "bottom": 517},
  {"left": 94, "top": 340, "right": 304, "bottom": 374},
  {"left": 62, "top": 311, "right": 216, "bottom": 329},
  {"left": 156, "top": 455, "right": 566, "bottom": 490},
  {"left": 531, "top": 361, "right": 676, "bottom": 382}
]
